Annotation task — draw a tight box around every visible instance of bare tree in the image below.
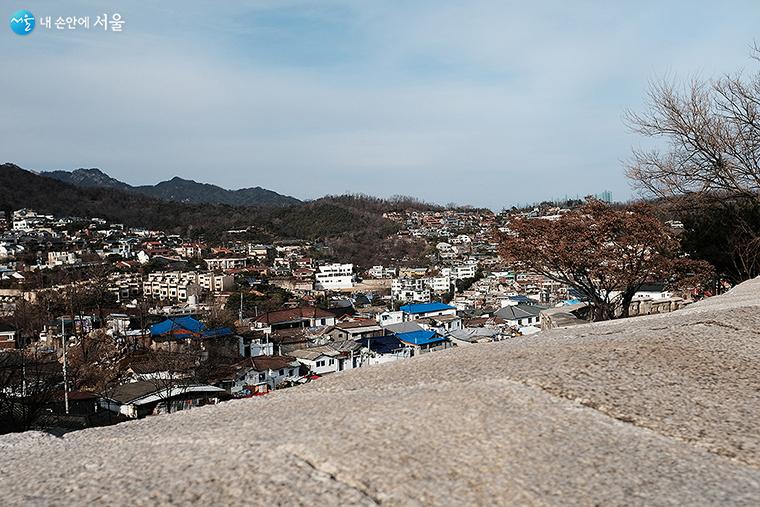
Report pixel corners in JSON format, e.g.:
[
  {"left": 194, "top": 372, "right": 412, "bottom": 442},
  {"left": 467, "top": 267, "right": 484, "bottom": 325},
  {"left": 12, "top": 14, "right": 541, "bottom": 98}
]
[
  {"left": 132, "top": 348, "right": 200, "bottom": 415},
  {"left": 202, "top": 303, "right": 235, "bottom": 330},
  {"left": 84, "top": 263, "right": 116, "bottom": 329},
  {"left": 63, "top": 282, "right": 88, "bottom": 363},
  {"left": 66, "top": 329, "right": 123, "bottom": 393},
  {"left": 11, "top": 299, "right": 47, "bottom": 347},
  {"left": 626, "top": 46, "right": 760, "bottom": 282},
  {"left": 129, "top": 296, "right": 153, "bottom": 353},
  {"left": 0, "top": 348, "right": 61, "bottom": 434},
  {"left": 626, "top": 67, "right": 760, "bottom": 201},
  {"left": 626, "top": 48, "right": 760, "bottom": 282}
]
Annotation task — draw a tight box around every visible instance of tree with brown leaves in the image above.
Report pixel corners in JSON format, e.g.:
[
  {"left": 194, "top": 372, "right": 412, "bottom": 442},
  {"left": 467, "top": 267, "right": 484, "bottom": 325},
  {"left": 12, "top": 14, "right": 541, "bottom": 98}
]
[{"left": 501, "top": 200, "right": 712, "bottom": 321}]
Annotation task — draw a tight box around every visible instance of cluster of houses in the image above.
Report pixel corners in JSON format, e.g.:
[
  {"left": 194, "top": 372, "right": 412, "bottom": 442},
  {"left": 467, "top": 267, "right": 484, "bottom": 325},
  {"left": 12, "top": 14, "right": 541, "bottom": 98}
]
[
  {"left": 0, "top": 293, "right": 546, "bottom": 425},
  {"left": 0, "top": 205, "right": 693, "bottom": 430},
  {"left": 108, "top": 297, "right": 544, "bottom": 417}
]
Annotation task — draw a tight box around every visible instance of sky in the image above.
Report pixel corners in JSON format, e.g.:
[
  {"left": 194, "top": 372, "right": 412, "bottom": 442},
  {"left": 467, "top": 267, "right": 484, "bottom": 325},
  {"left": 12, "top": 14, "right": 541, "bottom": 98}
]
[{"left": 2, "top": 1, "right": 759, "bottom": 209}]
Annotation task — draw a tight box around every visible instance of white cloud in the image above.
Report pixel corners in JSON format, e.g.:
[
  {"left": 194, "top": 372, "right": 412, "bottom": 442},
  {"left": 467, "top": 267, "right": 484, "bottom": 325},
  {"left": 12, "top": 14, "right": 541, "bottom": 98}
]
[{"left": 2, "top": 0, "right": 759, "bottom": 208}]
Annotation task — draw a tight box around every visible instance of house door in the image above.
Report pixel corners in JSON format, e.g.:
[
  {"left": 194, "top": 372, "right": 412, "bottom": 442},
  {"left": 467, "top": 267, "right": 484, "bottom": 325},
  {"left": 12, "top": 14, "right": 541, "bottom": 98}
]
[{"left": 338, "top": 358, "right": 345, "bottom": 371}]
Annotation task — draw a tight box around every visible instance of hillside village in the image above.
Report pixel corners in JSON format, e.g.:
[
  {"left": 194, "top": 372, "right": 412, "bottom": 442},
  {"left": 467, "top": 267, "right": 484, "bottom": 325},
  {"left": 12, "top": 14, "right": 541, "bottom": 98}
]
[
  {"left": 0, "top": 204, "right": 695, "bottom": 431},
  {"left": 6, "top": 2, "right": 760, "bottom": 504}
]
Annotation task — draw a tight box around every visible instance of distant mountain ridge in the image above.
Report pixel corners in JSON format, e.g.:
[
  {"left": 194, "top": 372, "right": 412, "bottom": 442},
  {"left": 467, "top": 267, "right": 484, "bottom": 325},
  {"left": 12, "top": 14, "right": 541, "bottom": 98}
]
[
  {"left": 43, "top": 168, "right": 301, "bottom": 207},
  {"left": 0, "top": 163, "right": 439, "bottom": 267},
  {"left": 44, "top": 168, "right": 132, "bottom": 191}
]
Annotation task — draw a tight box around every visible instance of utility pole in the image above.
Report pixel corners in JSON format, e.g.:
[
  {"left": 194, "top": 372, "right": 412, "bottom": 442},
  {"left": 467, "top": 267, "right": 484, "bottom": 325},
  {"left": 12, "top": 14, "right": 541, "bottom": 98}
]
[
  {"left": 239, "top": 292, "right": 243, "bottom": 324},
  {"left": 61, "top": 317, "right": 69, "bottom": 415},
  {"left": 20, "top": 333, "right": 26, "bottom": 397}
]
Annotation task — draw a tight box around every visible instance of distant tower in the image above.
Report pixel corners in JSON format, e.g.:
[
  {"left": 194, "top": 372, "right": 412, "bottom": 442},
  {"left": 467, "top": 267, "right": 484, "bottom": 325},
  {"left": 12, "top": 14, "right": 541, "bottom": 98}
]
[{"left": 596, "top": 190, "right": 612, "bottom": 203}]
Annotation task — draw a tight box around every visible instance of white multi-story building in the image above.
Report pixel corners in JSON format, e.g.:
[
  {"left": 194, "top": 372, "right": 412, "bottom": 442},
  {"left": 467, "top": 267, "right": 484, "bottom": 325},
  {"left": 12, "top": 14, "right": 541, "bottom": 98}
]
[
  {"left": 196, "top": 272, "right": 231, "bottom": 293},
  {"left": 368, "top": 265, "right": 397, "bottom": 278},
  {"left": 314, "top": 263, "right": 353, "bottom": 290},
  {"left": 108, "top": 273, "right": 143, "bottom": 303},
  {"left": 143, "top": 274, "right": 191, "bottom": 302},
  {"left": 445, "top": 263, "right": 478, "bottom": 281},
  {"left": 176, "top": 243, "right": 203, "bottom": 259},
  {"left": 391, "top": 278, "right": 431, "bottom": 303},
  {"left": 247, "top": 244, "right": 270, "bottom": 258},
  {"left": 12, "top": 209, "right": 54, "bottom": 231},
  {"left": 392, "top": 275, "right": 451, "bottom": 303},
  {"left": 104, "top": 240, "right": 134, "bottom": 259},
  {"left": 394, "top": 288, "right": 431, "bottom": 303},
  {"left": 143, "top": 271, "right": 234, "bottom": 302},
  {"left": 428, "top": 276, "right": 452, "bottom": 293},
  {"left": 47, "top": 251, "right": 79, "bottom": 267},
  {"left": 204, "top": 257, "right": 249, "bottom": 271}
]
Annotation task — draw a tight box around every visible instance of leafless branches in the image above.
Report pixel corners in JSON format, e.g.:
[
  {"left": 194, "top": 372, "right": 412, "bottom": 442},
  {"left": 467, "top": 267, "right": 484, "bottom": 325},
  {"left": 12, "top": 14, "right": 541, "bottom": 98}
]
[{"left": 626, "top": 61, "right": 760, "bottom": 202}]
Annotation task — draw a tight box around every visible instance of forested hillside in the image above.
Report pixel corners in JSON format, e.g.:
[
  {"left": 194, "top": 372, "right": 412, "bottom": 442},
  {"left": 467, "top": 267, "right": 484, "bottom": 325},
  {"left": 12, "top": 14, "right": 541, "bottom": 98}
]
[{"left": 0, "top": 164, "right": 429, "bottom": 266}]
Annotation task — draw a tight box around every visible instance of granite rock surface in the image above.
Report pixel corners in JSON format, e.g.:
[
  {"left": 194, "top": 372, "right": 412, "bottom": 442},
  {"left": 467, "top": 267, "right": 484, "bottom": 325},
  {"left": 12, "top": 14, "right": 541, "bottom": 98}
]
[{"left": 2, "top": 279, "right": 760, "bottom": 505}]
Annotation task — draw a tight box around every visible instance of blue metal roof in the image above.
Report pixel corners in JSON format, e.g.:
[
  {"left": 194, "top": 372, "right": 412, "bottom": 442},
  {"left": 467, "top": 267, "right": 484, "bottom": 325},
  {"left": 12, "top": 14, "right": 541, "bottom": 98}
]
[
  {"left": 150, "top": 316, "right": 232, "bottom": 340},
  {"left": 399, "top": 302, "right": 455, "bottom": 314},
  {"left": 151, "top": 316, "right": 203, "bottom": 337},
  {"left": 359, "top": 335, "right": 404, "bottom": 354},
  {"left": 395, "top": 330, "right": 446, "bottom": 346}
]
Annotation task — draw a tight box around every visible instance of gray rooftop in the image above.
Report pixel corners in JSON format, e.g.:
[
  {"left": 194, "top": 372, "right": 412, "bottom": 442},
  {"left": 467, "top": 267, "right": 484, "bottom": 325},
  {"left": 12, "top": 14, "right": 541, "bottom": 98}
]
[
  {"left": 2, "top": 278, "right": 760, "bottom": 505},
  {"left": 448, "top": 327, "right": 501, "bottom": 342},
  {"left": 106, "top": 380, "right": 161, "bottom": 404},
  {"left": 381, "top": 321, "right": 424, "bottom": 333},
  {"left": 493, "top": 304, "right": 536, "bottom": 320}
]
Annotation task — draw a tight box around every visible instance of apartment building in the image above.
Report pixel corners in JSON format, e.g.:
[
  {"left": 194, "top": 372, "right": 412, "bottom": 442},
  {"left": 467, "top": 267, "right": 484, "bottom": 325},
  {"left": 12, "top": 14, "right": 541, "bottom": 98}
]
[
  {"left": 314, "top": 263, "right": 353, "bottom": 290},
  {"left": 392, "top": 275, "right": 451, "bottom": 303},
  {"left": 368, "top": 265, "right": 397, "bottom": 278},
  {"left": 143, "top": 271, "right": 234, "bottom": 302},
  {"left": 428, "top": 275, "right": 452, "bottom": 292},
  {"left": 391, "top": 277, "right": 431, "bottom": 303},
  {"left": 47, "top": 251, "right": 80, "bottom": 267},
  {"left": 108, "top": 273, "right": 143, "bottom": 303},
  {"left": 444, "top": 262, "right": 478, "bottom": 281},
  {"left": 204, "top": 257, "right": 249, "bottom": 271}
]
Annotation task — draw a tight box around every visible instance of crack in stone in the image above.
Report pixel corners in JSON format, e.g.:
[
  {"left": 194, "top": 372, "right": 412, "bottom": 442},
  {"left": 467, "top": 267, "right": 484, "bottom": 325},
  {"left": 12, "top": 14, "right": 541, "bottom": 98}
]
[
  {"left": 516, "top": 378, "right": 760, "bottom": 470},
  {"left": 692, "top": 320, "right": 760, "bottom": 335},
  {"left": 289, "top": 451, "right": 382, "bottom": 505}
]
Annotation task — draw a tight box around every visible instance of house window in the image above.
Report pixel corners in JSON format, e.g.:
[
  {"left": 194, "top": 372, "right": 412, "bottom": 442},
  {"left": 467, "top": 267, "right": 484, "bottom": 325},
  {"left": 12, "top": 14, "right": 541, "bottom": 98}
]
[
  {"left": 329, "top": 359, "right": 335, "bottom": 365},
  {"left": 316, "top": 360, "right": 325, "bottom": 367},
  {"left": 258, "top": 373, "right": 265, "bottom": 382},
  {"left": 288, "top": 369, "right": 294, "bottom": 377},
  {"left": 279, "top": 369, "right": 284, "bottom": 376}
]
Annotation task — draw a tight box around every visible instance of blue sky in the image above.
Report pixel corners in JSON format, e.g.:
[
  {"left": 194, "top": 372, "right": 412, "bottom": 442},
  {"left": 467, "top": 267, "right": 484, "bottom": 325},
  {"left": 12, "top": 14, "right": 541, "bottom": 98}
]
[{"left": 2, "top": 1, "right": 759, "bottom": 209}]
